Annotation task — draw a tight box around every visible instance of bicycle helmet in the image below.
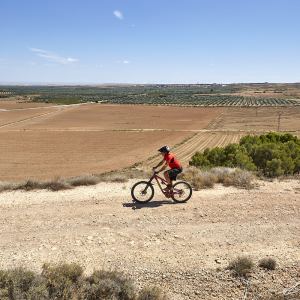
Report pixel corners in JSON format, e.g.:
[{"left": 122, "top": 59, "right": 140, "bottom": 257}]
[{"left": 158, "top": 145, "right": 170, "bottom": 153}]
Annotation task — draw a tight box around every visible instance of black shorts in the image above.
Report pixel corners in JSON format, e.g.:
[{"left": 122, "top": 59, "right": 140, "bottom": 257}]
[{"left": 167, "top": 168, "right": 183, "bottom": 181}]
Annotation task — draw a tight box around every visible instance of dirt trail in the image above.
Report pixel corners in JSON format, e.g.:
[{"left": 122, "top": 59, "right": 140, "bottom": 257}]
[{"left": 0, "top": 179, "right": 299, "bottom": 299}]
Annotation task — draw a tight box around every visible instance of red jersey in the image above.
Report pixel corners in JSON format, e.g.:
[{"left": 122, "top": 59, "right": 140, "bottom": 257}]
[{"left": 164, "top": 152, "right": 182, "bottom": 169}]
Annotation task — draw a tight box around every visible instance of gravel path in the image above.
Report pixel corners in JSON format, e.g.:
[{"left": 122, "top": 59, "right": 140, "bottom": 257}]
[{"left": 0, "top": 179, "right": 299, "bottom": 299}]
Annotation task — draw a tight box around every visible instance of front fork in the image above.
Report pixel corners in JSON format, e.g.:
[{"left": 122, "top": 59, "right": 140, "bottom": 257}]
[{"left": 142, "top": 176, "right": 155, "bottom": 193}]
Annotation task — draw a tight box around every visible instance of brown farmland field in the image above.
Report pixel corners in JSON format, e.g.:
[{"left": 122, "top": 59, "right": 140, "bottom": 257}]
[
  {"left": 7, "top": 104, "right": 223, "bottom": 131},
  {"left": 0, "top": 103, "right": 222, "bottom": 181},
  {"left": 0, "top": 130, "right": 192, "bottom": 181},
  {"left": 1, "top": 101, "right": 299, "bottom": 181}
]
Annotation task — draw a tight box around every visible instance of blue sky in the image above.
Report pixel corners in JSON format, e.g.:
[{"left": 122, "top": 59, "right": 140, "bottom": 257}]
[{"left": 0, "top": 0, "right": 299, "bottom": 84}]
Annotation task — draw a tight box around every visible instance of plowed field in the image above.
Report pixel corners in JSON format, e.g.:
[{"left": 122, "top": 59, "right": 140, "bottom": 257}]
[
  {"left": 0, "top": 103, "right": 222, "bottom": 181},
  {"left": 144, "top": 131, "right": 246, "bottom": 167}
]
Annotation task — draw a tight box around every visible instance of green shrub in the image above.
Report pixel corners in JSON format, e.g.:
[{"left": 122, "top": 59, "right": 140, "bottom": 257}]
[
  {"left": 190, "top": 132, "right": 300, "bottom": 177},
  {"left": 266, "top": 159, "right": 284, "bottom": 177}
]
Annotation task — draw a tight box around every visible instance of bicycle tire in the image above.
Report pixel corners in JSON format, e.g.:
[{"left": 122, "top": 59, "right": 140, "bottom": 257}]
[
  {"left": 131, "top": 181, "right": 154, "bottom": 203},
  {"left": 171, "top": 181, "right": 192, "bottom": 203}
]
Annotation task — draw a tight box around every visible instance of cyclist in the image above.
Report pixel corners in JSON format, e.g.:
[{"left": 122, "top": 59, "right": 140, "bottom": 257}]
[{"left": 152, "top": 145, "right": 183, "bottom": 190}]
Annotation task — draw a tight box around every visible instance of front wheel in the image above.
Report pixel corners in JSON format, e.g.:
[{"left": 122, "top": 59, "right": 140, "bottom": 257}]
[
  {"left": 171, "top": 181, "right": 192, "bottom": 203},
  {"left": 131, "top": 181, "right": 154, "bottom": 203}
]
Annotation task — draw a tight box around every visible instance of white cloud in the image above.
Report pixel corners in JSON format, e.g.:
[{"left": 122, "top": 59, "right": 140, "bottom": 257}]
[
  {"left": 115, "top": 60, "right": 130, "bottom": 64},
  {"left": 113, "top": 10, "right": 123, "bottom": 20},
  {"left": 29, "top": 48, "right": 79, "bottom": 65}
]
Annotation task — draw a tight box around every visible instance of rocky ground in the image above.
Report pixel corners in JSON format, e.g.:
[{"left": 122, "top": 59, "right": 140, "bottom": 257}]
[{"left": 0, "top": 179, "right": 299, "bottom": 299}]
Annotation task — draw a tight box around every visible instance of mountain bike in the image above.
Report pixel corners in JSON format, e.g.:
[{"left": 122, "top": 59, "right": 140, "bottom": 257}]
[{"left": 131, "top": 171, "right": 192, "bottom": 203}]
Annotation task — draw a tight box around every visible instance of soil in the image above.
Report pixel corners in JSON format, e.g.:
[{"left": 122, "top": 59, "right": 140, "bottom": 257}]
[
  {"left": 0, "top": 179, "right": 299, "bottom": 299},
  {"left": 0, "top": 103, "right": 222, "bottom": 181},
  {"left": 0, "top": 130, "right": 191, "bottom": 181}
]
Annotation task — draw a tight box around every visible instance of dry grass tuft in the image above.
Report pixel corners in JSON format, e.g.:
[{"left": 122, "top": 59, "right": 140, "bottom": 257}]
[
  {"left": 40, "top": 179, "right": 72, "bottom": 191},
  {"left": 0, "top": 179, "right": 71, "bottom": 192},
  {"left": 96, "top": 167, "right": 150, "bottom": 183},
  {"left": 227, "top": 256, "right": 254, "bottom": 277},
  {"left": 98, "top": 173, "right": 128, "bottom": 183},
  {"left": 67, "top": 175, "right": 100, "bottom": 187},
  {"left": 259, "top": 257, "right": 277, "bottom": 270},
  {"left": 0, "top": 182, "right": 19, "bottom": 193},
  {"left": 137, "top": 286, "right": 169, "bottom": 300}
]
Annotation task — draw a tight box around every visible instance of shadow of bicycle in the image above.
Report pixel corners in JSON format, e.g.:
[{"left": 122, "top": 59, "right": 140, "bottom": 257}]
[{"left": 123, "top": 199, "right": 184, "bottom": 210}]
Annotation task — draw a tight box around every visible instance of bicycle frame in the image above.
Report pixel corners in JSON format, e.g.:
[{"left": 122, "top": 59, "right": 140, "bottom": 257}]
[{"left": 146, "top": 172, "right": 182, "bottom": 197}]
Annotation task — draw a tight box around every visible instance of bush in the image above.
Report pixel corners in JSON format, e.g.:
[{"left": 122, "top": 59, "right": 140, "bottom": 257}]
[
  {"left": 84, "top": 270, "right": 135, "bottom": 300},
  {"left": 181, "top": 167, "right": 217, "bottom": 190},
  {"left": 41, "top": 263, "right": 83, "bottom": 299},
  {"left": 258, "top": 258, "right": 277, "bottom": 270},
  {"left": 227, "top": 256, "right": 254, "bottom": 277},
  {"left": 190, "top": 132, "right": 300, "bottom": 177},
  {"left": 182, "top": 167, "right": 254, "bottom": 189},
  {"left": 0, "top": 268, "right": 37, "bottom": 299},
  {"left": 222, "top": 169, "right": 254, "bottom": 189},
  {"left": 0, "top": 263, "right": 168, "bottom": 300}
]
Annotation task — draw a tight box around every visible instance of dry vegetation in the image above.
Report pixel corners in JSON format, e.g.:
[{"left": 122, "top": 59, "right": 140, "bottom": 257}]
[
  {"left": 0, "top": 168, "right": 149, "bottom": 192},
  {"left": 180, "top": 166, "right": 254, "bottom": 190},
  {"left": 0, "top": 263, "right": 166, "bottom": 300},
  {"left": 0, "top": 165, "right": 256, "bottom": 193},
  {"left": 227, "top": 256, "right": 254, "bottom": 277},
  {"left": 259, "top": 258, "right": 277, "bottom": 271}
]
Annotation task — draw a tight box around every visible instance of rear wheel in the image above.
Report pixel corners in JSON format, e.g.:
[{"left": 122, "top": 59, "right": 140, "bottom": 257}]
[
  {"left": 131, "top": 181, "right": 154, "bottom": 203},
  {"left": 171, "top": 181, "right": 192, "bottom": 203}
]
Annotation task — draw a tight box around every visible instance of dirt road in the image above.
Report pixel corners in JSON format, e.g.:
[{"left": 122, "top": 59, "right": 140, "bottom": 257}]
[{"left": 0, "top": 179, "right": 299, "bottom": 299}]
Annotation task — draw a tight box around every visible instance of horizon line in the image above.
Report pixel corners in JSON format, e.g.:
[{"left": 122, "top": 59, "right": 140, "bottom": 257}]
[{"left": 1, "top": 81, "right": 300, "bottom": 86}]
